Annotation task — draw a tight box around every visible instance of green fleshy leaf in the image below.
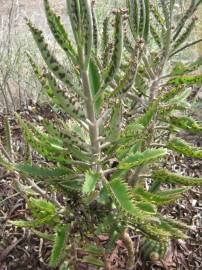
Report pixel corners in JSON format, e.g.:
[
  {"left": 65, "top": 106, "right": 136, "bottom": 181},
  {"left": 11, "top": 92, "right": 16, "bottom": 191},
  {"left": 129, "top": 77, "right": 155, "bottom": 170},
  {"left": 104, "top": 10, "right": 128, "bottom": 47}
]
[
  {"left": 167, "top": 138, "right": 202, "bottom": 158},
  {"left": 119, "top": 148, "right": 167, "bottom": 170},
  {"left": 167, "top": 74, "right": 202, "bottom": 87},
  {"left": 170, "top": 116, "right": 202, "bottom": 134},
  {"left": 43, "top": 0, "right": 77, "bottom": 64},
  {"left": 32, "top": 229, "right": 55, "bottom": 241},
  {"left": 82, "top": 256, "right": 104, "bottom": 267},
  {"left": 49, "top": 224, "right": 69, "bottom": 267},
  {"left": 83, "top": 244, "right": 105, "bottom": 256},
  {"left": 136, "top": 202, "right": 157, "bottom": 214},
  {"left": 109, "top": 178, "right": 150, "bottom": 218},
  {"left": 152, "top": 169, "right": 202, "bottom": 186},
  {"left": 9, "top": 220, "right": 41, "bottom": 228},
  {"left": 103, "top": 12, "right": 123, "bottom": 86},
  {"left": 82, "top": 171, "right": 100, "bottom": 194},
  {"left": 27, "top": 21, "right": 75, "bottom": 89},
  {"left": 133, "top": 187, "right": 186, "bottom": 205},
  {"left": 15, "top": 163, "right": 72, "bottom": 178},
  {"left": 138, "top": 101, "right": 157, "bottom": 127},
  {"left": 89, "top": 58, "right": 102, "bottom": 114}
]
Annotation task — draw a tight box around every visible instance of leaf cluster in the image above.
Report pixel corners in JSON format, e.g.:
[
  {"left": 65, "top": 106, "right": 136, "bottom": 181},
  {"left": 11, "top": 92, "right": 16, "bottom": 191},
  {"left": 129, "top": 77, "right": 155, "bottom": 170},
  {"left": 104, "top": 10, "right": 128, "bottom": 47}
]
[{"left": 1, "top": 0, "right": 202, "bottom": 268}]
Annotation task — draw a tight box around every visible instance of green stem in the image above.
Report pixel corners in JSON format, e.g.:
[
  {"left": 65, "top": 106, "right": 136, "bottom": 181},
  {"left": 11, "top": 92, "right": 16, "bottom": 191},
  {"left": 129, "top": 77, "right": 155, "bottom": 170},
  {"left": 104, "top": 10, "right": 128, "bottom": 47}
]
[{"left": 81, "top": 70, "right": 100, "bottom": 171}]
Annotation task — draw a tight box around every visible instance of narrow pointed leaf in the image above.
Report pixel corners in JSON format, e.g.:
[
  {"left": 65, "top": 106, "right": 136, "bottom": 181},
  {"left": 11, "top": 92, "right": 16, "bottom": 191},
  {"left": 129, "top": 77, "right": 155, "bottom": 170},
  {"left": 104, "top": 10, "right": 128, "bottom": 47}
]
[
  {"left": 111, "top": 39, "right": 144, "bottom": 96},
  {"left": 173, "top": 0, "right": 196, "bottom": 40},
  {"left": 160, "top": 0, "right": 170, "bottom": 28},
  {"left": 89, "top": 58, "right": 102, "bottom": 114},
  {"left": 139, "top": 0, "right": 146, "bottom": 37},
  {"left": 16, "top": 115, "right": 72, "bottom": 164},
  {"left": 137, "top": 101, "right": 157, "bottom": 127},
  {"left": 173, "top": 17, "right": 197, "bottom": 51},
  {"left": 167, "top": 74, "right": 202, "bottom": 86},
  {"left": 170, "top": 116, "right": 202, "bottom": 134},
  {"left": 136, "top": 202, "right": 157, "bottom": 214},
  {"left": 49, "top": 224, "right": 69, "bottom": 267},
  {"left": 157, "top": 188, "right": 188, "bottom": 197},
  {"left": 45, "top": 72, "right": 85, "bottom": 120},
  {"left": 167, "top": 138, "right": 202, "bottom": 158},
  {"left": 133, "top": 187, "right": 186, "bottom": 205},
  {"left": 143, "top": 0, "right": 150, "bottom": 42},
  {"left": 32, "top": 229, "right": 55, "bottom": 241},
  {"left": 127, "top": 0, "right": 139, "bottom": 38},
  {"left": 28, "top": 55, "right": 84, "bottom": 119},
  {"left": 82, "top": 256, "right": 104, "bottom": 267},
  {"left": 9, "top": 220, "right": 44, "bottom": 228},
  {"left": 80, "top": 0, "right": 93, "bottom": 68},
  {"left": 83, "top": 244, "right": 105, "bottom": 256},
  {"left": 161, "top": 86, "right": 185, "bottom": 102},
  {"left": 102, "top": 17, "right": 110, "bottom": 67},
  {"left": 152, "top": 169, "right": 202, "bottom": 186},
  {"left": 109, "top": 178, "right": 149, "bottom": 218},
  {"left": 66, "top": 0, "right": 81, "bottom": 44},
  {"left": 27, "top": 21, "right": 75, "bottom": 89},
  {"left": 15, "top": 163, "right": 72, "bottom": 178},
  {"left": 103, "top": 12, "right": 123, "bottom": 86},
  {"left": 43, "top": 0, "right": 77, "bottom": 63},
  {"left": 91, "top": 2, "right": 98, "bottom": 54},
  {"left": 158, "top": 219, "right": 188, "bottom": 239},
  {"left": 119, "top": 148, "right": 167, "bottom": 170},
  {"left": 150, "top": 3, "right": 165, "bottom": 27},
  {"left": 150, "top": 24, "right": 162, "bottom": 48}
]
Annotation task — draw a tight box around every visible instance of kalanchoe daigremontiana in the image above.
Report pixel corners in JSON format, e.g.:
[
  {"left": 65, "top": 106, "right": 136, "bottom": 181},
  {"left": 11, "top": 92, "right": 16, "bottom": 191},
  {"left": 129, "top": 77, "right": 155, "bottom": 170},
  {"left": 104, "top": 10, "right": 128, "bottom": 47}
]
[
  {"left": 1, "top": 0, "right": 202, "bottom": 268},
  {"left": 103, "top": 11, "right": 123, "bottom": 86}
]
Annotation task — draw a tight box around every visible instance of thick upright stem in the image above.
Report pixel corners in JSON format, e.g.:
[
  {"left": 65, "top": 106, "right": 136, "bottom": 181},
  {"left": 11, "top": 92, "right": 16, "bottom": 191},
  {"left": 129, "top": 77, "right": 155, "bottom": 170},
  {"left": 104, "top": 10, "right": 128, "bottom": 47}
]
[
  {"left": 81, "top": 70, "right": 100, "bottom": 170},
  {"left": 149, "top": 78, "right": 159, "bottom": 102}
]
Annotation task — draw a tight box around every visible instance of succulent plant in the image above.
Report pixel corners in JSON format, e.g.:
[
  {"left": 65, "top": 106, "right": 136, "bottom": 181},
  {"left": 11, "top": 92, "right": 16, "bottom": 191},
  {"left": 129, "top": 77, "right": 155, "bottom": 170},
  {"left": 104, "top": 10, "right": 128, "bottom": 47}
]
[{"left": 1, "top": 0, "right": 202, "bottom": 268}]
